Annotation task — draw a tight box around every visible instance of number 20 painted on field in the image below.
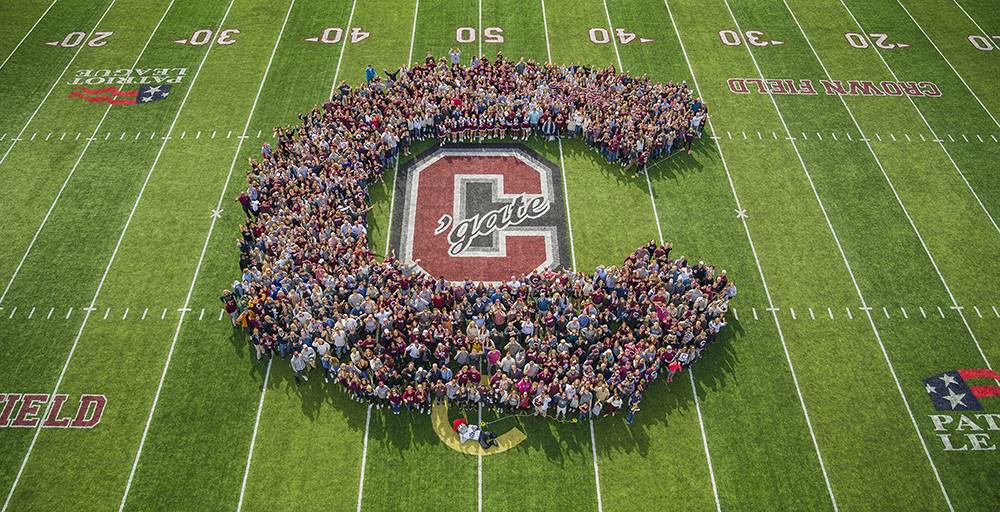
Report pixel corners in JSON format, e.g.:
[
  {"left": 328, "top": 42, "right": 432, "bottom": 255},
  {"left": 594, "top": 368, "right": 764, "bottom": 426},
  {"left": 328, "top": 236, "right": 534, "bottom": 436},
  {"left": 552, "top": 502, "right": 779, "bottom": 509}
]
[
  {"left": 845, "top": 32, "right": 910, "bottom": 49},
  {"left": 46, "top": 31, "right": 113, "bottom": 48}
]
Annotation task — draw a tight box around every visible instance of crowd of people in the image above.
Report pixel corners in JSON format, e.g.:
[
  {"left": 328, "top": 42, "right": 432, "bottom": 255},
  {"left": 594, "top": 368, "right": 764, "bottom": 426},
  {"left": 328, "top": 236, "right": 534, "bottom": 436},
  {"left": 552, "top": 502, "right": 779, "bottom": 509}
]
[{"left": 225, "top": 53, "right": 730, "bottom": 424}]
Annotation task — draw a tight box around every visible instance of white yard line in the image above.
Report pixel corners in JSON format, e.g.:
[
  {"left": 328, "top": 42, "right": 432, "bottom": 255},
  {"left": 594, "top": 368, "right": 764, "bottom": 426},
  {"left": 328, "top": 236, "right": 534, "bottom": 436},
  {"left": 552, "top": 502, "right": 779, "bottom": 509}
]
[
  {"left": 951, "top": 0, "right": 999, "bottom": 53},
  {"left": 663, "top": 2, "right": 838, "bottom": 510},
  {"left": 477, "top": 0, "right": 483, "bottom": 57},
  {"left": 588, "top": 419, "right": 605, "bottom": 512},
  {"left": 0, "top": 0, "right": 118, "bottom": 166},
  {"left": 329, "top": 0, "right": 358, "bottom": 100},
  {"left": 0, "top": 0, "right": 176, "bottom": 307},
  {"left": 237, "top": 358, "right": 273, "bottom": 512},
  {"left": 600, "top": 0, "right": 623, "bottom": 71},
  {"left": 477, "top": 402, "right": 483, "bottom": 512},
  {"left": 1, "top": 0, "right": 234, "bottom": 508},
  {"left": 0, "top": 0, "right": 59, "bottom": 75},
  {"left": 120, "top": 2, "right": 297, "bottom": 509},
  {"left": 688, "top": 370, "right": 719, "bottom": 510},
  {"left": 836, "top": 1, "right": 997, "bottom": 376},
  {"left": 355, "top": 405, "right": 373, "bottom": 512},
  {"left": 838, "top": 1, "right": 1000, "bottom": 238},
  {"left": 756, "top": 0, "right": 954, "bottom": 511},
  {"left": 381, "top": 0, "right": 419, "bottom": 257},
  {"left": 896, "top": 0, "right": 999, "bottom": 128}
]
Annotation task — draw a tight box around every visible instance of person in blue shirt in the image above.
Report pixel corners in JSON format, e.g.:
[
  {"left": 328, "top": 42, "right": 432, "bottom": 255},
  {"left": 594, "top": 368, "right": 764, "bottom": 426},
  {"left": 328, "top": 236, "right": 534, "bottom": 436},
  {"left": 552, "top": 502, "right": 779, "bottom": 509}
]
[{"left": 365, "top": 64, "right": 376, "bottom": 83}]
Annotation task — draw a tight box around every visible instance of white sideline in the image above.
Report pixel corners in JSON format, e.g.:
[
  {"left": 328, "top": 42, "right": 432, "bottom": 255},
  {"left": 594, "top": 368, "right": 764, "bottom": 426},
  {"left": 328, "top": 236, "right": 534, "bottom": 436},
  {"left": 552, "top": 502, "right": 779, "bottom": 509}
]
[
  {"left": 0, "top": 1, "right": 118, "bottom": 166},
  {"left": 662, "top": 1, "right": 839, "bottom": 510},
  {"left": 836, "top": 2, "right": 996, "bottom": 377},
  {"left": 0, "top": 0, "right": 176, "bottom": 307},
  {"left": 896, "top": 0, "right": 999, "bottom": 129},
  {"left": 731, "top": 0, "right": 957, "bottom": 508},
  {"left": 0, "top": 0, "right": 59, "bottom": 75},
  {"left": 329, "top": 0, "right": 358, "bottom": 100},
  {"left": 118, "top": 1, "right": 298, "bottom": 510},
  {"left": 600, "top": 2, "right": 714, "bottom": 509},
  {"left": 0, "top": 0, "right": 233, "bottom": 508},
  {"left": 951, "top": 0, "right": 999, "bottom": 53},
  {"left": 837, "top": 1, "right": 1000, "bottom": 238}
]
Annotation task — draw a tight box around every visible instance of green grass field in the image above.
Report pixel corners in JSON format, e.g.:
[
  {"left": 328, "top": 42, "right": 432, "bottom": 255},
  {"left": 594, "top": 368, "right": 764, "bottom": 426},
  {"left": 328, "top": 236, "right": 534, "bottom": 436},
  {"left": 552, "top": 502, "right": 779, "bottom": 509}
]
[{"left": 0, "top": 0, "right": 999, "bottom": 510}]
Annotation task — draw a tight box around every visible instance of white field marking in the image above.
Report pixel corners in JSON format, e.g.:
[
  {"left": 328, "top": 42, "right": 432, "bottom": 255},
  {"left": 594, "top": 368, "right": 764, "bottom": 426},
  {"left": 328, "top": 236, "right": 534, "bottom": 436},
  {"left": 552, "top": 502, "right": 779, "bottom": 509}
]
[
  {"left": 601, "top": 0, "right": 624, "bottom": 70},
  {"left": 0, "top": 0, "right": 175, "bottom": 307},
  {"left": 994, "top": 305, "right": 999, "bottom": 318},
  {"left": 75, "top": 132, "right": 80, "bottom": 140},
  {"left": 666, "top": 2, "right": 834, "bottom": 510},
  {"left": 741, "top": 131, "right": 747, "bottom": 139},
  {"left": 7, "top": 307, "right": 15, "bottom": 319},
  {"left": 801, "top": 131, "right": 807, "bottom": 140},
  {"left": 477, "top": 0, "right": 482, "bottom": 56},
  {"left": 993, "top": 135, "right": 998, "bottom": 143},
  {"left": 227, "top": 129, "right": 233, "bottom": 139},
  {"left": 237, "top": 357, "right": 272, "bottom": 512},
  {"left": 30, "top": 132, "right": 36, "bottom": 141},
  {"left": 937, "top": 306, "right": 945, "bottom": 319},
  {"left": 149, "top": 131, "right": 155, "bottom": 140},
  {"left": 557, "top": 141, "right": 578, "bottom": 269},
  {"left": 831, "top": 132, "right": 838, "bottom": 141},
  {"left": 212, "top": 130, "right": 216, "bottom": 139},
  {"left": 846, "top": 132, "right": 853, "bottom": 141},
  {"left": 142, "top": 308, "right": 148, "bottom": 320},
  {"left": 977, "top": 134, "right": 984, "bottom": 143},
  {"left": 45, "top": 133, "right": 51, "bottom": 141},
  {"left": 256, "top": 129, "right": 261, "bottom": 138},
  {"left": 946, "top": 134, "right": 954, "bottom": 142},
  {"left": 180, "top": 131, "right": 186, "bottom": 139},
  {"left": 408, "top": 0, "right": 420, "bottom": 64},
  {"left": 920, "top": 306, "right": 927, "bottom": 319},
  {"left": 27, "top": 307, "right": 34, "bottom": 320},
  {"left": 816, "top": 132, "right": 822, "bottom": 140},
  {"left": 160, "top": 308, "right": 167, "bottom": 320},
  {"left": 122, "top": 307, "right": 129, "bottom": 320},
  {"left": 134, "top": 132, "right": 140, "bottom": 140},
  {"left": 790, "top": 307, "right": 796, "bottom": 320},
  {"left": 897, "top": 0, "right": 1000, "bottom": 129},
  {"left": 195, "top": 130, "right": 201, "bottom": 139},
  {"left": 0, "top": 0, "right": 60, "bottom": 74},
  {"left": 883, "top": 307, "right": 890, "bottom": 319},
  {"left": 589, "top": 419, "right": 606, "bottom": 512},
  {"left": 787, "top": 3, "right": 971, "bottom": 505},
  {"left": 477, "top": 402, "right": 483, "bottom": 512},
  {"left": 0, "top": 134, "right": 5, "bottom": 141},
  {"left": 890, "top": 133, "right": 897, "bottom": 142},
  {"left": 875, "top": 133, "right": 882, "bottom": 142},
  {"left": 355, "top": 405, "right": 373, "bottom": 512},
  {"left": 64, "top": 307, "right": 72, "bottom": 319},
  {"left": 123, "top": 1, "right": 296, "bottom": 509},
  {"left": 901, "top": 307, "right": 908, "bottom": 319},
  {"left": 771, "top": 130, "right": 778, "bottom": 139},
  {"left": 752, "top": 307, "right": 758, "bottom": 320},
  {"left": 827, "top": 307, "right": 833, "bottom": 319},
  {"left": 962, "top": 134, "right": 969, "bottom": 143},
  {"left": 757, "top": 130, "right": 762, "bottom": 139},
  {"left": 102, "top": 308, "right": 109, "bottom": 320},
  {"left": 846, "top": 307, "right": 853, "bottom": 319},
  {"left": 727, "top": 130, "right": 732, "bottom": 139},
  {"left": 809, "top": 307, "right": 815, "bottom": 320},
  {"left": 952, "top": 0, "right": 999, "bottom": 53},
  {"left": 974, "top": 306, "right": 982, "bottom": 318},
  {"left": 198, "top": 308, "right": 204, "bottom": 321},
  {"left": 905, "top": 133, "right": 911, "bottom": 141},
  {"left": 732, "top": 307, "right": 738, "bottom": 320},
  {"left": 328, "top": 0, "right": 357, "bottom": 100},
  {"left": 8, "top": 0, "right": 234, "bottom": 505},
  {"left": 920, "top": 133, "right": 926, "bottom": 141},
  {"left": 119, "top": 131, "right": 125, "bottom": 140},
  {"left": 218, "top": 308, "right": 224, "bottom": 321},
  {"left": 46, "top": 307, "right": 53, "bottom": 320},
  {"left": 841, "top": 2, "right": 1000, "bottom": 238}
]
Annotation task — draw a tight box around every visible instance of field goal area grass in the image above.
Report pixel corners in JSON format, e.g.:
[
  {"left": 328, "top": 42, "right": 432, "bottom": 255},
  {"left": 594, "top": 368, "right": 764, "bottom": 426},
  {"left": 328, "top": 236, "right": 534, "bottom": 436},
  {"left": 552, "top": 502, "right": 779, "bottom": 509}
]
[{"left": 0, "top": 0, "right": 999, "bottom": 511}]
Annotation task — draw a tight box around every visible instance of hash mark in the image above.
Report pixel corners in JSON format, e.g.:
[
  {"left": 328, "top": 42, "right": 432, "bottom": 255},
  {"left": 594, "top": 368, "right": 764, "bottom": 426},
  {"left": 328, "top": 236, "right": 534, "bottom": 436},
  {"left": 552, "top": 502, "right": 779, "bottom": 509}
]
[
  {"left": 974, "top": 306, "right": 982, "bottom": 318},
  {"left": 227, "top": 130, "right": 232, "bottom": 138},
  {"left": 150, "top": 132, "right": 155, "bottom": 140},
  {"left": 883, "top": 306, "right": 890, "bottom": 319},
  {"left": 120, "top": 131, "right": 126, "bottom": 140},
  {"left": 60, "top": 133, "right": 66, "bottom": 141},
  {"left": 196, "top": 131, "right": 201, "bottom": 139},
  {"left": 875, "top": 133, "right": 882, "bottom": 142},
  {"left": 992, "top": 135, "right": 998, "bottom": 143},
  {"left": 962, "top": 134, "right": 969, "bottom": 143},
  {"left": 181, "top": 131, "right": 187, "bottom": 139},
  {"left": 831, "top": 132, "right": 838, "bottom": 141},
  {"left": 808, "top": 307, "right": 815, "bottom": 320},
  {"left": 103, "top": 308, "right": 110, "bottom": 320},
  {"left": 47, "top": 307, "right": 53, "bottom": 320},
  {"left": 727, "top": 130, "right": 732, "bottom": 139},
  {"left": 134, "top": 132, "right": 141, "bottom": 140},
  {"left": 752, "top": 307, "right": 758, "bottom": 320},
  {"left": 900, "top": 307, "right": 908, "bottom": 319},
  {"left": 198, "top": 308, "right": 205, "bottom": 321},
  {"left": 801, "top": 132, "right": 808, "bottom": 140},
  {"left": 904, "top": 133, "right": 910, "bottom": 141},
  {"left": 75, "top": 133, "right": 81, "bottom": 141},
  {"left": 937, "top": 306, "right": 945, "bottom": 318},
  {"left": 30, "top": 132, "right": 37, "bottom": 141},
  {"left": 8, "top": 307, "right": 16, "bottom": 319},
  {"left": 122, "top": 308, "right": 129, "bottom": 320},
  {"left": 919, "top": 306, "right": 926, "bottom": 319},
  {"left": 0, "top": 133, "right": 5, "bottom": 141},
  {"left": 889, "top": 133, "right": 896, "bottom": 142},
  {"left": 256, "top": 129, "right": 261, "bottom": 138},
  {"left": 757, "top": 131, "right": 762, "bottom": 140},
  {"left": 790, "top": 307, "right": 796, "bottom": 320},
  {"left": 104, "top": 132, "right": 110, "bottom": 140},
  {"left": 142, "top": 308, "right": 148, "bottom": 320},
  {"left": 947, "top": 134, "right": 955, "bottom": 142},
  {"left": 920, "top": 133, "right": 926, "bottom": 142},
  {"left": 741, "top": 131, "right": 747, "bottom": 139},
  {"left": 45, "top": 132, "right": 51, "bottom": 141},
  {"left": 771, "top": 131, "right": 778, "bottom": 139},
  {"left": 212, "top": 130, "right": 217, "bottom": 139},
  {"left": 993, "top": 305, "right": 999, "bottom": 318},
  {"left": 161, "top": 308, "right": 167, "bottom": 320},
  {"left": 847, "top": 132, "right": 853, "bottom": 141},
  {"left": 218, "top": 308, "right": 224, "bottom": 321},
  {"left": 65, "top": 307, "right": 73, "bottom": 319},
  {"left": 827, "top": 307, "right": 833, "bottom": 319},
  {"left": 816, "top": 132, "right": 822, "bottom": 141},
  {"left": 27, "top": 307, "right": 35, "bottom": 319},
  {"left": 976, "top": 134, "right": 984, "bottom": 143}
]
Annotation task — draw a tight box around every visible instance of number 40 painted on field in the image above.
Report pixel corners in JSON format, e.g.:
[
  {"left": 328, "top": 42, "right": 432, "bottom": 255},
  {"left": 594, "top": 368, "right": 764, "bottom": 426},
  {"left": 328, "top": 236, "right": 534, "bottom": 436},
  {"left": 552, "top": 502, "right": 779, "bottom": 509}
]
[{"left": 305, "top": 27, "right": 370, "bottom": 44}]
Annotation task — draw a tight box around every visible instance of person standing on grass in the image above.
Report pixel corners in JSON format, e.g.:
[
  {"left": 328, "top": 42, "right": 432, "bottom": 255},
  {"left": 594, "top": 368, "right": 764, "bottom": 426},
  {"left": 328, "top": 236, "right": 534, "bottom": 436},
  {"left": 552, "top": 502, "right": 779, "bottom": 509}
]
[
  {"left": 365, "top": 64, "right": 377, "bottom": 83},
  {"left": 449, "top": 47, "right": 461, "bottom": 66},
  {"left": 291, "top": 351, "right": 307, "bottom": 384},
  {"left": 625, "top": 401, "right": 640, "bottom": 425}
]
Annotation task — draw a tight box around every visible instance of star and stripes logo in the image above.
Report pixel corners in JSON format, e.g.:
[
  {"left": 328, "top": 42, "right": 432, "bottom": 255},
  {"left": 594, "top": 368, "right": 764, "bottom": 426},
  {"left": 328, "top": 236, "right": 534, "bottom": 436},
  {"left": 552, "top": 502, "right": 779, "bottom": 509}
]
[
  {"left": 924, "top": 368, "right": 1000, "bottom": 411},
  {"left": 68, "top": 84, "right": 171, "bottom": 105}
]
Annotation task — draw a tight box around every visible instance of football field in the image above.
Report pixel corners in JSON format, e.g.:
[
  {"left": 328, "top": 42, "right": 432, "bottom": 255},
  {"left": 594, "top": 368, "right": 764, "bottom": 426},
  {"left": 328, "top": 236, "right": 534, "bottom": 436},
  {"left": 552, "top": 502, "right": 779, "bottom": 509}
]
[{"left": 1, "top": 0, "right": 1000, "bottom": 510}]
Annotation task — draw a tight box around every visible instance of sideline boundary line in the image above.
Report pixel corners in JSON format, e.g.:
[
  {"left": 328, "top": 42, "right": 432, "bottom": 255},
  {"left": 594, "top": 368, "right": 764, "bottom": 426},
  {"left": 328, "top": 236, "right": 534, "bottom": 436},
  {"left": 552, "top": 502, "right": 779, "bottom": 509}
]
[{"left": 663, "top": 1, "right": 839, "bottom": 510}]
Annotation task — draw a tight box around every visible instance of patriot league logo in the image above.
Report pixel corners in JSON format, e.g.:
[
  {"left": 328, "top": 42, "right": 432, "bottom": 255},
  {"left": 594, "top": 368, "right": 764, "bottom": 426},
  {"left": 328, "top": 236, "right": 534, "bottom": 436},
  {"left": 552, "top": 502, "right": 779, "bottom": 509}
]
[{"left": 390, "top": 145, "right": 571, "bottom": 282}]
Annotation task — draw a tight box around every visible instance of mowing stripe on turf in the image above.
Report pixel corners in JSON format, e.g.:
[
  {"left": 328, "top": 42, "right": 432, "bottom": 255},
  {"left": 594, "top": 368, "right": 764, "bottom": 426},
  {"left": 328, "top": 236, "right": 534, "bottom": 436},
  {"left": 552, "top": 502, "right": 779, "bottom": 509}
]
[
  {"left": 0, "top": 0, "right": 117, "bottom": 166},
  {"left": 836, "top": 0, "right": 1000, "bottom": 238},
  {"left": 721, "top": 0, "right": 957, "bottom": 508},
  {"left": 0, "top": 0, "right": 239, "bottom": 509},
  {"left": 662, "top": 1, "right": 839, "bottom": 510},
  {"left": 895, "top": 0, "right": 999, "bottom": 128},
  {"left": 118, "top": 1, "right": 298, "bottom": 509},
  {"left": 0, "top": 0, "right": 59, "bottom": 75},
  {"left": 0, "top": 0, "right": 176, "bottom": 307}
]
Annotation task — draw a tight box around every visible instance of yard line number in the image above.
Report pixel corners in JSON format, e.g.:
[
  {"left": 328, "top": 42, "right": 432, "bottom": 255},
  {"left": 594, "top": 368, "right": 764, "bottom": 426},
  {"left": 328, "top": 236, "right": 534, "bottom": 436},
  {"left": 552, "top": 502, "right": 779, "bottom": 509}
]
[
  {"left": 456, "top": 27, "right": 503, "bottom": 44},
  {"left": 968, "top": 34, "right": 1000, "bottom": 51},
  {"left": 305, "top": 27, "right": 370, "bottom": 44},
  {"left": 45, "top": 31, "right": 113, "bottom": 48},
  {"left": 174, "top": 28, "right": 240, "bottom": 46},
  {"left": 589, "top": 28, "right": 653, "bottom": 45},
  {"left": 845, "top": 32, "right": 910, "bottom": 49},
  {"left": 718, "top": 29, "right": 783, "bottom": 47}
]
